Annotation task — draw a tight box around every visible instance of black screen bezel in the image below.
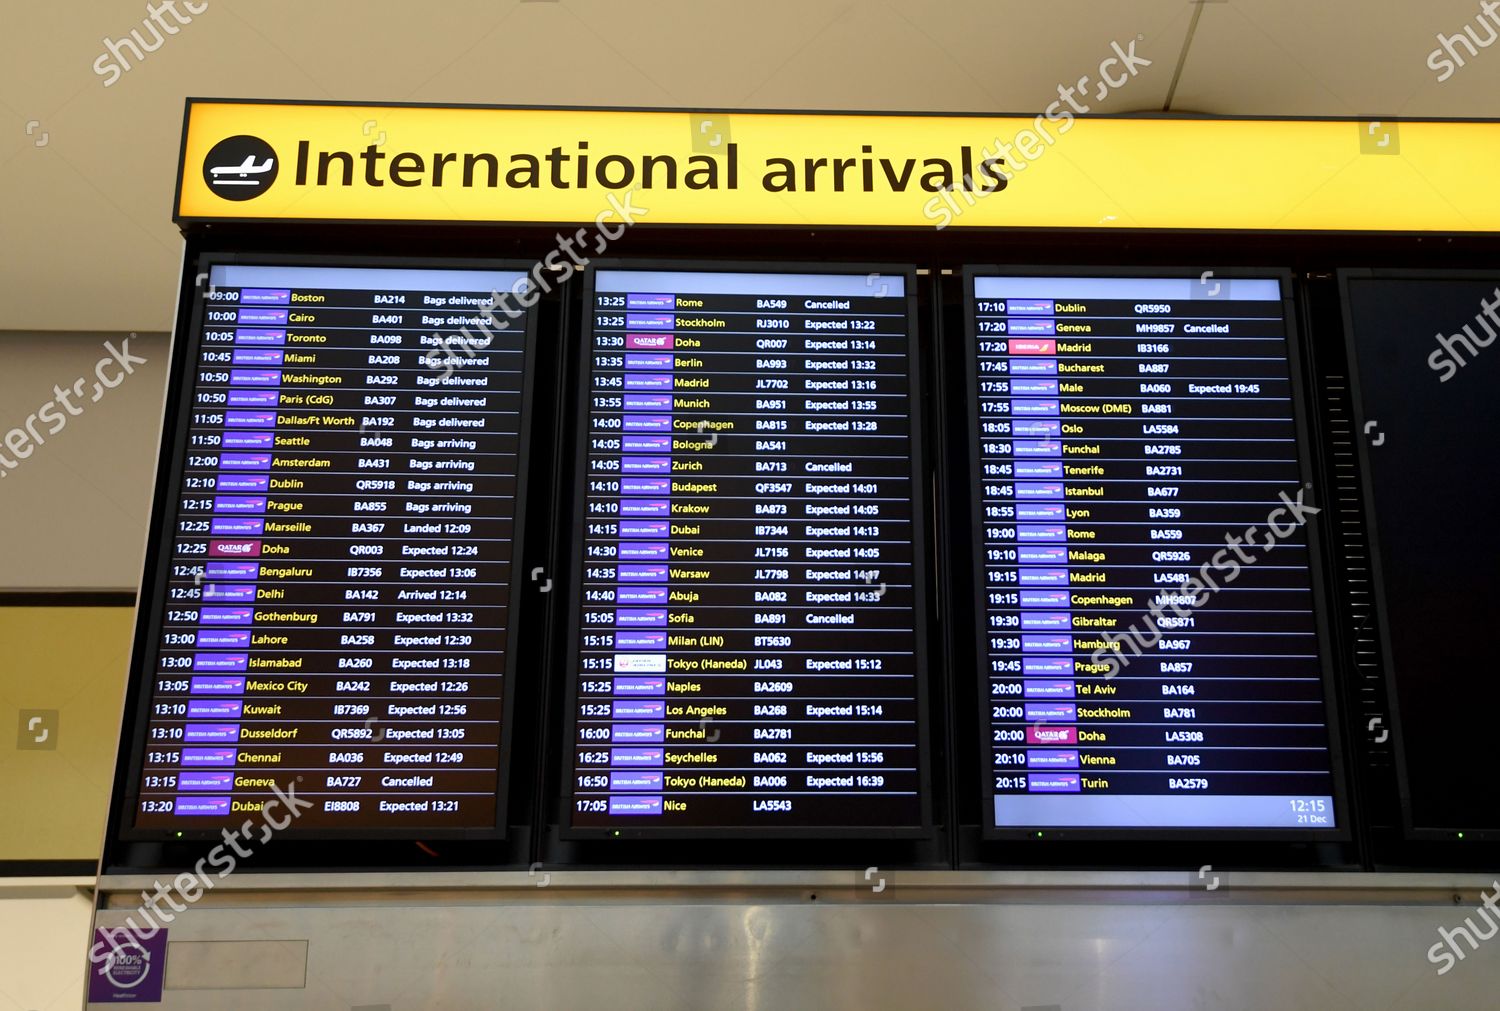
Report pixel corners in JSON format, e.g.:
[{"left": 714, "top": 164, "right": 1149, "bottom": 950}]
[
  {"left": 559, "top": 258, "right": 935, "bottom": 841},
  {"left": 960, "top": 265, "right": 1351, "bottom": 843},
  {"left": 115, "top": 251, "right": 541, "bottom": 842},
  {"left": 1338, "top": 267, "right": 1500, "bottom": 842}
]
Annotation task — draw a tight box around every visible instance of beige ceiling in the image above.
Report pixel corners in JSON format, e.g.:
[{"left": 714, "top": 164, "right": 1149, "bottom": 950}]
[{"left": 2, "top": 0, "right": 1496, "bottom": 333}]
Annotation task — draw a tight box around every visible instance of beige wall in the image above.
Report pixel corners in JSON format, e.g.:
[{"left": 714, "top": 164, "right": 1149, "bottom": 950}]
[
  {"left": 0, "top": 332, "right": 169, "bottom": 590},
  {"left": 0, "top": 607, "right": 137, "bottom": 862}
]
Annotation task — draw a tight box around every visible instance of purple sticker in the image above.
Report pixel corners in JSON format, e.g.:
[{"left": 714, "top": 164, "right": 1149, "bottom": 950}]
[{"left": 89, "top": 925, "right": 167, "bottom": 1003}]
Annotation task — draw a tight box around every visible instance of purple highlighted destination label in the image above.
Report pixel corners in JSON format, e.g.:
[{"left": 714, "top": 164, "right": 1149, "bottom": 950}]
[
  {"left": 1017, "top": 525, "right": 1066, "bottom": 542},
  {"left": 612, "top": 724, "right": 665, "bottom": 743},
  {"left": 619, "top": 520, "right": 669, "bottom": 538},
  {"left": 189, "top": 676, "right": 244, "bottom": 694},
  {"left": 233, "top": 328, "right": 286, "bottom": 346},
  {"left": 623, "top": 394, "right": 673, "bottom": 411},
  {"left": 610, "top": 748, "right": 665, "bottom": 767},
  {"left": 224, "top": 411, "right": 277, "bottom": 428},
  {"left": 174, "top": 796, "right": 233, "bottom": 815},
  {"left": 1012, "top": 399, "right": 1060, "bottom": 417},
  {"left": 1017, "top": 546, "right": 1067, "bottom": 563},
  {"left": 1013, "top": 419, "right": 1062, "bottom": 437},
  {"left": 618, "top": 564, "right": 669, "bottom": 581},
  {"left": 625, "top": 353, "right": 674, "bottom": 369},
  {"left": 193, "top": 653, "right": 248, "bottom": 672},
  {"left": 201, "top": 584, "right": 256, "bottom": 602},
  {"left": 240, "top": 288, "right": 290, "bottom": 305},
  {"left": 609, "top": 771, "right": 664, "bottom": 790},
  {"left": 1020, "top": 590, "right": 1070, "bottom": 607},
  {"left": 1024, "top": 680, "right": 1077, "bottom": 698},
  {"left": 620, "top": 478, "right": 670, "bottom": 496},
  {"left": 1021, "top": 611, "right": 1072, "bottom": 631},
  {"left": 1015, "top": 482, "right": 1064, "bottom": 499},
  {"left": 218, "top": 453, "right": 273, "bottom": 470},
  {"left": 177, "top": 771, "right": 235, "bottom": 791},
  {"left": 1028, "top": 774, "right": 1081, "bottom": 793},
  {"left": 199, "top": 606, "right": 255, "bottom": 625},
  {"left": 1022, "top": 657, "right": 1072, "bottom": 676},
  {"left": 1027, "top": 750, "right": 1080, "bottom": 769},
  {"left": 1022, "top": 634, "right": 1073, "bottom": 652},
  {"left": 1014, "top": 460, "right": 1063, "bottom": 478},
  {"left": 624, "top": 373, "right": 674, "bottom": 390},
  {"left": 615, "top": 609, "right": 668, "bottom": 627},
  {"left": 609, "top": 796, "right": 663, "bottom": 815},
  {"left": 618, "top": 456, "right": 672, "bottom": 474},
  {"left": 1007, "top": 299, "right": 1054, "bottom": 314},
  {"left": 1010, "top": 358, "right": 1059, "bottom": 375},
  {"left": 626, "top": 293, "right": 674, "bottom": 309},
  {"left": 187, "top": 700, "right": 243, "bottom": 719},
  {"left": 1025, "top": 702, "right": 1077, "bottom": 722},
  {"left": 1019, "top": 569, "right": 1069, "bottom": 586},
  {"left": 208, "top": 540, "right": 261, "bottom": 555},
  {"left": 623, "top": 415, "right": 672, "bottom": 432},
  {"left": 220, "top": 431, "right": 274, "bottom": 449},
  {"left": 183, "top": 724, "right": 240, "bottom": 743},
  {"left": 615, "top": 631, "right": 667, "bottom": 650},
  {"left": 622, "top": 435, "right": 672, "bottom": 453},
  {"left": 179, "top": 748, "right": 237, "bottom": 767},
  {"left": 1012, "top": 379, "right": 1060, "bottom": 396},
  {"left": 1020, "top": 507, "right": 1068, "bottom": 525},
  {"left": 231, "top": 348, "right": 284, "bottom": 365},
  {"left": 626, "top": 313, "right": 674, "bottom": 330},
  {"left": 215, "top": 473, "right": 270, "bottom": 492},
  {"left": 226, "top": 389, "right": 279, "bottom": 407},
  {"left": 618, "top": 542, "right": 668, "bottom": 560},
  {"left": 213, "top": 497, "right": 267, "bottom": 514},
  {"left": 1009, "top": 318, "right": 1057, "bottom": 336},
  {"left": 616, "top": 585, "right": 668, "bottom": 604},
  {"left": 205, "top": 561, "right": 258, "bottom": 579},
  {"left": 210, "top": 517, "right": 265, "bottom": 536},
  {"left": 237, "top": 307, "right": 288, "bottom": 325},
  {"left": 1017, "top": 503, "right": 1065, "bottom": 520},
  {"left": 1014, "top": 440, "right": 1061, "bottom": 457},
  {"left": 619, "top": 499, "right": 670, "bottom": 517},
  {"left": 625, "top": 333, "right": 674, "bottom": 350},
  {"left": 195, "top": 630, "right": 250, "bottom": 649},
  {"left": 612, "top": 700, "right": 666, "bottom": 719},
  {"left": 613, "top": 677, "right": 666, "bottom": 695},
  {"left": 229, "top": 370, "right": 281, "bottom": 386}
]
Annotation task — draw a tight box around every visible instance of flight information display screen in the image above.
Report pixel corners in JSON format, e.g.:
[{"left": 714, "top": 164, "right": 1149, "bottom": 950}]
[
  {"left": 566, "top": 264, "right": 930, "bottom": 837},
  {"left": 127, "top": 260, "right": 535, "bottom": 836},
  {"left": 964, "top": 271, "right": 1342, "bottom": 836},
  {"left": 1344, "top": 272, "right": 1500, "bottom": 836}
]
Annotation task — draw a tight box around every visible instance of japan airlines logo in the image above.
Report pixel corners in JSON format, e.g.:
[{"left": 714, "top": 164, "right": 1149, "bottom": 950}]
[{"left": 203, "top": 135, "right": 278, "bottom": 200}]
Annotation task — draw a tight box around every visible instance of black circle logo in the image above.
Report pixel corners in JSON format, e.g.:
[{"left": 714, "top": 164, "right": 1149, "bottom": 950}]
[{"left": 202, "top": 135, "right": 279, "bottom": 201}]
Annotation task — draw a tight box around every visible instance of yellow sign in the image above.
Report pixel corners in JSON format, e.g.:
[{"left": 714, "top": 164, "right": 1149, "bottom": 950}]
[{"left": 177, "top": 101, "right": 1500, "bottom": 232}]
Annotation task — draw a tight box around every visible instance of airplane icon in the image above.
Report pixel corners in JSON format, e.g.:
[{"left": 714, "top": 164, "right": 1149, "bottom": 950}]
[{"left": 210, "top": 155, "right": 275, "bottom": 186}]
